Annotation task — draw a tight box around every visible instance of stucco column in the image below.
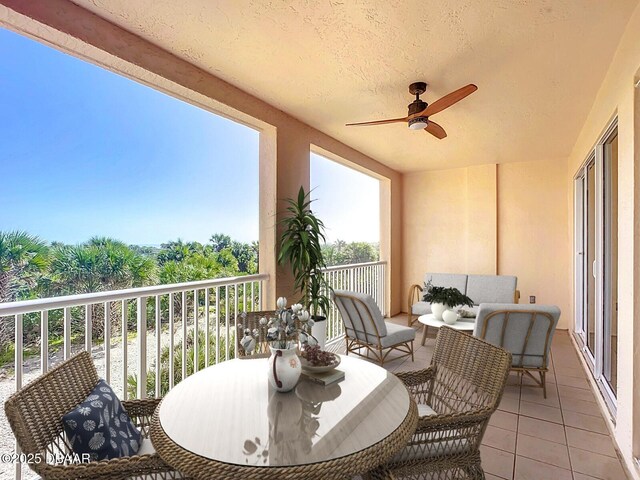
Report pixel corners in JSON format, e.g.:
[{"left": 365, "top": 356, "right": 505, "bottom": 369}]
[{"left": 259, "top": 124, "right": 310, "bottom": 309}]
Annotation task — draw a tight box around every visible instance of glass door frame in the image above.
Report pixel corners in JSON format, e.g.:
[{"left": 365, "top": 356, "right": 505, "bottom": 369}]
[
  {"left": 573, "top": 154, "right": 597, "bottom": 372},
  {"left": 573, "top": 117, "right": 618, "bottom": 416}
]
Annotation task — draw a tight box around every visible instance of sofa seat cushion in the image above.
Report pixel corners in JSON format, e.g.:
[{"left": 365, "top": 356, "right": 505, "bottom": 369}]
[
  {"left": 411, "top": 301, "right": 431, "bottom": 315},
  {"left": 136, "top": 438, "right": 155, "bottom": 456},
  {"left": 391, "top": 404, "right": 470, "bottom": 462},
  {"left": 417, "top": 404, "right": 437, "bottom": 417},
  {"left": 466, "top": 275, "right": 517, "bottom": 304},
  {"left": 380, "top": 322, "right": 416, "bottom": 348}
]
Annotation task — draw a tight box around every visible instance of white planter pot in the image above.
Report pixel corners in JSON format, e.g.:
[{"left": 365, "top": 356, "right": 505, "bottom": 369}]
[
  {"left": 268, "top": 344, "right": 301, "bottom": 392},
  {"left": 442, "top": 308, "right": 458, "bottom": 325},
  {"left": 311, "top": 317, "right": 327, "bottom": 350},
  {"left": 431, "top": 302, "right": 446, "bottom": 321}
]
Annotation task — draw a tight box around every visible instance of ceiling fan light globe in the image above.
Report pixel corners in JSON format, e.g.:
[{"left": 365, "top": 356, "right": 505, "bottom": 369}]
[{"left": 408, "top": 117, "right": 428, "bottom": 130}]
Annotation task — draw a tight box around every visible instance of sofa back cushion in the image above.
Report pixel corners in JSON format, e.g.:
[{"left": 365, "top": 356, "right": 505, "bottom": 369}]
[
  {"left": 474, "top": 303, "right": 560, "bottom": 368},
  {"left": 423, "top": 273, "right": 468, "bottom": 296},
  {"left": 466, "top": 275, "right": 517, "bottom": 305},
  {"left": 332, "top": 290, "right": 387, "bottom": 344}
]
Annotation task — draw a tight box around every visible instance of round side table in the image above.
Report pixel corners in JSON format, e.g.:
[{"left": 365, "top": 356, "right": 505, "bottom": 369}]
[{"left": 418, "top": 313, "right": 475, "bottom": 346}]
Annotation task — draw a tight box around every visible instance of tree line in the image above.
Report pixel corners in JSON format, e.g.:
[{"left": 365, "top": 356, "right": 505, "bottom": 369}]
[{"left": 0, "top": 231, "right": 377, "bottom": 353}]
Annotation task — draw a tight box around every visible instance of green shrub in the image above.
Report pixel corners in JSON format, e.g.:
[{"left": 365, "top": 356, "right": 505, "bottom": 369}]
[{"left": 127, "top": 328, "right": 235, "bottom": 398}]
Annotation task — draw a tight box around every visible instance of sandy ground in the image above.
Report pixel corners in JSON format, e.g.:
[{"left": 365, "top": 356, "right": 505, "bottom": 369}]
[{"left": 0, "top": 325, "right": 191, "bottom": 480}]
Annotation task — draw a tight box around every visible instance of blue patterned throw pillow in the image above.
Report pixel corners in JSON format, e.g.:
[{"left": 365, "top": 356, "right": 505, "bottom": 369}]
[{"left": 62, "top": 379, "right": 142, "bottom": 460}]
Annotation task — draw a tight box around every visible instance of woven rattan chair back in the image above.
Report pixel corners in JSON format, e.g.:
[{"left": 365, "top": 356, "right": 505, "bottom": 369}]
[
  {"left": 383, "top": 328, "right": 512, "bottom": 479},
  {"left": 5, "top": 352, "right": 181, "bottom": 479},
  {"left": 429, "top": 327, "right": 512, "bottom": 416},
  {"left": 5, "top": 350, "right": 99, "bottom": 456},
  {"left": 235, "top": 310, "right": 276, "bottom": 357}
]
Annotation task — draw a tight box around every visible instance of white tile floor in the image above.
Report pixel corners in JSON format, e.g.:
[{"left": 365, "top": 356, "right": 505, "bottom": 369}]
[{"left": 331, "top": 315, "right": 630, "bottom": 480}]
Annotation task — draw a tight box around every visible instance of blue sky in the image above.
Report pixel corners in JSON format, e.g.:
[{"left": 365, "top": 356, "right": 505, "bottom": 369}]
[
  {"left": 0, "top": 27, "right": 378, "bottom": 245},
  {"left": 311, "top": 153, "right": 379, "bottom": 243}
]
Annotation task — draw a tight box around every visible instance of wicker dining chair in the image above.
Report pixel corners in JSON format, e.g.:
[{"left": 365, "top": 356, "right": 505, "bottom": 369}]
[
  {"left": 4, "top": 350, "right": 183, "bottom": 480},
  {"left": 376, "top": 327, "right": 512, "bottom": 480},
  {"left": 235, "top": 310, "right": 277, "bottom": 358}
]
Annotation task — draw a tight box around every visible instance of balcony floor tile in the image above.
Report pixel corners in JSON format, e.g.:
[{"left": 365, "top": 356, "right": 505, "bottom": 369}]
[{"left": 364, "top": 314, "right": 632, "bottom": 480}]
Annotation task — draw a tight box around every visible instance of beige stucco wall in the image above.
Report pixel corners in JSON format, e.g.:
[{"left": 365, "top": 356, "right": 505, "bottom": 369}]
[
  {"left": 0, "top": 0, "right": 404, "bottom": 315},
  {"left": 403, "top": 159, "right": 571, "bottom": 328},
  {"left": 565, "top": 2, "right": 640, "bottom": 476},
  {"left": 498, "top": 159, "right": 570, "bottom": 327}
]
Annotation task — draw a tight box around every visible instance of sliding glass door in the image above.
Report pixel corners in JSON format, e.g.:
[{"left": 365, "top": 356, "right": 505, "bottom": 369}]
[
  {"left": 603, "top": 130, "right": 618, "bottom": 397},
  {"left": 574, "top": 120, "right": 618, "bottom": 413}
]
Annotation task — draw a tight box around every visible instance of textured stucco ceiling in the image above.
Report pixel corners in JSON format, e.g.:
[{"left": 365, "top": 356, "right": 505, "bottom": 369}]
[{"left": 72, "top": 0, "right": 637, "bottom": 172}]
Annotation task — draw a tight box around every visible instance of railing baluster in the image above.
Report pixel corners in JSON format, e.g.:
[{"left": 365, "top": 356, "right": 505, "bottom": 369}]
[
  {"left": 258, "top": 281, "right": 262, "bottom": 310},
  {"left": 381, "top": 264, "right": 384, "bottom": 314},
  {"left": 169, "top": 293, "right": 174, "bottom": 390},
  {"left": 15, "top": 314, "right": 23, "bottom": 390},
  {"left": 225, "top": 286, "right": 230, "bottom": 361},
  {"left": 104, "top": 301, "right": 111, "bottom": 384},
  {"left": 63, "top": 307, "right": 71, "bottom": 360},
  {"left": 122, "top": 300, "right": 128, "bottom": 401},
  {"left": 85, "top": 304, "right": 92, "bottom": 353},
  {"left": 205, "top": 289, "right": 210, "bottom": 367},
  {"left": 181, "top": 291, "right": 187, "bottom": 381},
  {"left": 41, "top": 310, "right": 48, "bottom": 374},
  {"left": 216, "top": 286, "right": 221, "bottom": 364},
  {"left": 155, "top": 295, "right": 161, "bottom": 398},
  {"left": 193, "top": 289, "right": 199, "bottom": 373},
  {"left": 14, "top": 313, "right": 22, "bottom": 480},
  {"left": 234, "top": 283, "right": 238, "bottom": 316},
  {"left": 251, "top": 282, "right": 255, "bottom": 311},
  {"left": 243, "top": 282, "right": 247, "bottom": 313},
  {"left": 319, "top": 262, "right": 386, "bottom": 344},
  {"left": 137, "top": 297, "right": 147, "bottom": 399}
]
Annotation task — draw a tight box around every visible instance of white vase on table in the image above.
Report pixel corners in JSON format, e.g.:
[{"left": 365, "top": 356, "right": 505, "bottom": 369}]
[
  {"left": 268, "top": 344, "right": 302, "bottom": 393},
  {"left": 442, "top": 308, "right": 458, "bottom": 325},
  {"left": 431, "top": 302, "right": 446, "bottom": 321}
]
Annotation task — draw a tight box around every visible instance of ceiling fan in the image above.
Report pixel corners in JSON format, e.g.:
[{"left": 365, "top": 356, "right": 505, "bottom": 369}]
[{"left": 346, "top": 82, "right": 477, "bottom": 139}]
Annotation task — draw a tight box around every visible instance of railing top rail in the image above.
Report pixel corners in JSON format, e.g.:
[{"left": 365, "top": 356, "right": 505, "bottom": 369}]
[
  {"left": 321, "top": 261, "right": 386, "bottom": 273},
  {"left": 0, "top": 273, "right": 269, "bottom": 317}
]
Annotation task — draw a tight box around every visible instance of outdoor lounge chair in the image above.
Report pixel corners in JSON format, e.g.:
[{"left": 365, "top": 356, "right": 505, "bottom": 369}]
[
  {"left": 473, "top": 303, "right": 561, "bottom": 398},
  {"left": 332, "top": 290, "right": 415, "bottom": 366},
  {"left": 4, "top": 351, "right": 182, "bottom": 480}
]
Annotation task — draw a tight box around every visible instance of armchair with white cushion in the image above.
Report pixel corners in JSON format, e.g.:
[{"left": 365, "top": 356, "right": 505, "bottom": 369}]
[
  {"left": 373, "top": 327, "right": 512, "bottom": 480},
  {"left": 473, "top": 303, "right": 561, "bottom": 398},
  {"left": 332, "top": 290, "right": 415, "bottom": 366}
]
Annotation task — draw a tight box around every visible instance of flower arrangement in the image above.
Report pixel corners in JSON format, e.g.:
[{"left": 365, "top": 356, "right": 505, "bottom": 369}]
[{"left": 239, "top": 297, "right": 317, "bottom": 352}]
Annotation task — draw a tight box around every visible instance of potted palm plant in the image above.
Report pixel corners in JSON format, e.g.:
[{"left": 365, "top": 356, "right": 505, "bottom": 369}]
[
  {"left": 278, "top": 187, "right": 331, "bottom": 347},
  {"left": 423, "top": 282, "right": 474, "bottom": 324}
]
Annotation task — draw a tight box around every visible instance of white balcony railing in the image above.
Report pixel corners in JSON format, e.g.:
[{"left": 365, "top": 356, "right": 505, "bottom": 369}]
[
  {"left": 0, "top": 261, "right": 385, "bottom": 479},
  {"left": 0, "top": 274, "right": 266, "bottom": 479},
  {"left": 322, "top": 261, "right": 386, "bottom": 344}
]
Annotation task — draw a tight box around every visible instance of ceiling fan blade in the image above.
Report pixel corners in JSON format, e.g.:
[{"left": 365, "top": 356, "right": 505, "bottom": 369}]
[
  {"left": 424, "top": 121, "right": 447, "bottom": 139},
  {"left": 345, "top": 116, "right": 407, "bottom": 126},
  {"left": 418, "top": 84, "right": 478, "bottom": 117}
]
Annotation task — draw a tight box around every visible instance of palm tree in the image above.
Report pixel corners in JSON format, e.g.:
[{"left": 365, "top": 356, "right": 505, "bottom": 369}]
[
  {"left": 0, "top": 231, "right": 49, "bottom": 346},
  {"left": 47, "top": 238, "right": 157, "bottom": 337},
  {"left": 0, "top": 231, "right": 48, "bottom": 303}
]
